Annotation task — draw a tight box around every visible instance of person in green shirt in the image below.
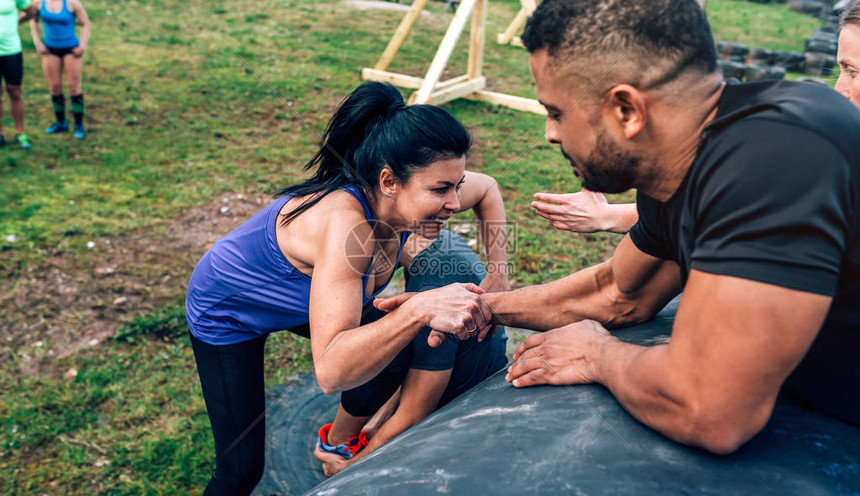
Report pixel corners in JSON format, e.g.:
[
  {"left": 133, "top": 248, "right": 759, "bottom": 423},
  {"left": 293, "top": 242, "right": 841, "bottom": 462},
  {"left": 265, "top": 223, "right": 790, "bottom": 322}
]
[{"left": 0, "top": 0, "right": 35, "bottom": 149}]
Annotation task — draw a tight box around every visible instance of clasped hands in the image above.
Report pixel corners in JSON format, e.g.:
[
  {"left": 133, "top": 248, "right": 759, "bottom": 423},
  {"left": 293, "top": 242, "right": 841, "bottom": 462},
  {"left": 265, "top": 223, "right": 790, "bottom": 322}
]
[
  {"left": 375, "top": 283, "right": 615, "bottom": 388},
  {"left": 373, "top": 283, "right": 495, "bottom": 347}
]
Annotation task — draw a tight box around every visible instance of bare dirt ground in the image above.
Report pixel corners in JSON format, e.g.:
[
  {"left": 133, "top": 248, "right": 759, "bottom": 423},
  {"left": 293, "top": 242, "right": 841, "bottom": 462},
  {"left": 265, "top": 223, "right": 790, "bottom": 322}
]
[{"left": 1, "top": 192, "right": 273, "bottom": 377}]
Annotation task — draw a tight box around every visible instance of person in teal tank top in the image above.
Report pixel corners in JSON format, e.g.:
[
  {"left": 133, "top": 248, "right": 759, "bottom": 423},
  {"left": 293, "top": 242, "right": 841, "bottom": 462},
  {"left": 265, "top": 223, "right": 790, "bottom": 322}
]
[
  {"left": 28, "top": 0, "right": 90, "bottom": 138},
  {"left": 186, "top": 82, "right": 511, "bottom": 495},
  {"left": 0, "top": 0, "right": 36, "bottom": 149}
]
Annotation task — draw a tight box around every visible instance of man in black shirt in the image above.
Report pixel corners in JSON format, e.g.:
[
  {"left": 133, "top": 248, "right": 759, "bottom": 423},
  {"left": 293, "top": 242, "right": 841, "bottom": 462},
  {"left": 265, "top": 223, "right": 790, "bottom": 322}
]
[{"left": 430, "top": 0, "right": 859, "bottom": 454}]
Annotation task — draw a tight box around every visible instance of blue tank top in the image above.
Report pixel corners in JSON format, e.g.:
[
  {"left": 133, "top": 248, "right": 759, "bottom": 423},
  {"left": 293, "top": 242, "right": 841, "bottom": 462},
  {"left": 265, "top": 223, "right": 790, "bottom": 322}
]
[
  {"left": 186, "top": 186, "right": 409, "bottom": 345},
  {"left": 40, "top": 0, "right": 79, "bottom": 49}
]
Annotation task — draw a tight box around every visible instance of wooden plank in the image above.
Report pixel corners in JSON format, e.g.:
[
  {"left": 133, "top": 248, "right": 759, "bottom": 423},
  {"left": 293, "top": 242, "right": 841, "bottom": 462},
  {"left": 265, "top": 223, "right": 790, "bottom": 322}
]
[
  {"left": 468, "top": 0, "right": 487, "bottom": 78},
  {"left": 426, "top": 77, "right": 486, "bottom": 106},
  {"left": 496, "top": 6, "right": 529, "bottom": 45},
  {"left": 362, "top": 69, "right": 469, "bottom": 91},
  {"left": 374, "top": 0, "right": 430, "bottom": 71},
  {"left": 464, "top": 90, "right": 547, "bottom": 115},
  {"left": 412, "top": 0, "right": 477, "bottom": 104},
  {"left": 362, "top": 68, "right": 424, "bottom": 88}
]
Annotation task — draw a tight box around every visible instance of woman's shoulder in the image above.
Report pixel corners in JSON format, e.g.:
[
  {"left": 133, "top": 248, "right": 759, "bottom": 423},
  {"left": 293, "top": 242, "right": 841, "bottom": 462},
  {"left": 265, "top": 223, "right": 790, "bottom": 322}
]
[
  {"left": 280, "top": 189, "right": 369, "bottom": 236},
  {"left": 67, "top": 0, "right": 85, "bottom": 13}
]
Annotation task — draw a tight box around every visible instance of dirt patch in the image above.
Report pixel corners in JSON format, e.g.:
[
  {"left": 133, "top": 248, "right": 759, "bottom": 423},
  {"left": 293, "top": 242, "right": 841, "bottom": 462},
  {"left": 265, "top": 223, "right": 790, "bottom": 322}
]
[{"left": 0, "top": 191, "right": 275, "bottom": 377}]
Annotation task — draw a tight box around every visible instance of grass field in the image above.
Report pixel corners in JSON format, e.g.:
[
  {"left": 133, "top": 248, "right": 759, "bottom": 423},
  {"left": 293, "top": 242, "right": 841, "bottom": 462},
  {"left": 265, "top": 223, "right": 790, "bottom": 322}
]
[{"left": 0, "top": 0, "right": 827, "bottom": 493}]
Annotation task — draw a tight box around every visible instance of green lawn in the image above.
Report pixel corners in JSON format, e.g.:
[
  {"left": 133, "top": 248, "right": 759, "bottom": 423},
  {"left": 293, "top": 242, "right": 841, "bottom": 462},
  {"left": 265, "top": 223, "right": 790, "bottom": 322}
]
[{"left": 0, "top": 0, "right": 824, "bottom": 493}]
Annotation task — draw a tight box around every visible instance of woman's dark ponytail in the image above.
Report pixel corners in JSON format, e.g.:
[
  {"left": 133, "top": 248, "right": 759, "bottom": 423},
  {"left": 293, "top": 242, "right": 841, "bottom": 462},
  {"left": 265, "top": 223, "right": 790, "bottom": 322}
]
[{"left": 278, "top": 82, "right": 471, "bottom": 225}]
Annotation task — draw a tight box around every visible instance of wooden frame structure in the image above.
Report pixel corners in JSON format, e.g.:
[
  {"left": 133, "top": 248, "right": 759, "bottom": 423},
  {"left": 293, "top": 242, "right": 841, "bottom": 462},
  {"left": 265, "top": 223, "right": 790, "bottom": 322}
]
[
  {"left": 495, "top": 0, "right": 536, "bottom": 47},
  {"left": 361, "top": 0, "right": 545, "bottom": 115}
]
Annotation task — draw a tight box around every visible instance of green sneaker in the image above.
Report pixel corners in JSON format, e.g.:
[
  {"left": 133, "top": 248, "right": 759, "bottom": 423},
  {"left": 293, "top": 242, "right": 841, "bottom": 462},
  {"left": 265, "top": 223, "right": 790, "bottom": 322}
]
[{"left": 15, "top": 134, "right": 31, "bottom": 150}]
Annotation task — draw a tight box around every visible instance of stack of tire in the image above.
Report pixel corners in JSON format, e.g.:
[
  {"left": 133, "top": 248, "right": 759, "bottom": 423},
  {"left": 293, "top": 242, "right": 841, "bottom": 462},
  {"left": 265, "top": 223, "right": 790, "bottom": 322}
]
[
  {"left": 788, "top": 0, "right": 832, "bottom": 17},
  {"left": 804, "top": 25, "right": 839, "bottom": 76},
  {"left": 716, "top": 41, "right": 792, "bottom": 82}
]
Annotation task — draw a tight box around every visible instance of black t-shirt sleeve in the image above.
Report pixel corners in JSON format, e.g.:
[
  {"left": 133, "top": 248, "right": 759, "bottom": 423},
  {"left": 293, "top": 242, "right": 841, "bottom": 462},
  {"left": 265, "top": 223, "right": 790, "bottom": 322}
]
[
  {"left": 690, "top": 119, "right": 852, "bottom": 296},
  {"left": 410, "top": 327, "right": 457, "bottom": 371},
  {"left": 629, "top": 191, "right": 676, "bottom": 261}
]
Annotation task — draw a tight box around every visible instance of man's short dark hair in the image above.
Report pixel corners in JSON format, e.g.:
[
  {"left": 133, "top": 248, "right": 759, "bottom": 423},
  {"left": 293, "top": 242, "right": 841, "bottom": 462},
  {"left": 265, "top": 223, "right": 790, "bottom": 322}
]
[
  {"left": 841, "top": 0, "right": 860, "bottom": 28},
  {"left": 522, "top": 0, "right": 717, "bottom": 90}
]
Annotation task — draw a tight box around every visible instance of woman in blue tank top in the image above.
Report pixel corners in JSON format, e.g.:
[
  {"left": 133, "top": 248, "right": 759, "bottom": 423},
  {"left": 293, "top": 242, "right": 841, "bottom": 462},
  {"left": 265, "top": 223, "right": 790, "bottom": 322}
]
[
  {"left": 186, "top": 82, "right": 510, "bottom": 494},
  {"left": 28, "top": 0, "right": 91, "bottom": 138}
]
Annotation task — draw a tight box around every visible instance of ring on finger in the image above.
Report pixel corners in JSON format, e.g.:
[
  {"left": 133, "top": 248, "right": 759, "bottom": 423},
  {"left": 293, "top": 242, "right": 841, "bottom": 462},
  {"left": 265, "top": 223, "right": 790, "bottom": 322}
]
[{"left": 468, "top": 325, "right": 478, "bottom": 335}]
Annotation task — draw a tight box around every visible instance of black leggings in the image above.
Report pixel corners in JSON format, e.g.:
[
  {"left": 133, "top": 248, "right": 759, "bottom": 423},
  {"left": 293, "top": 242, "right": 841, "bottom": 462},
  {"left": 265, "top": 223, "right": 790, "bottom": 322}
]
[
  {"left": 191, "top": 307, "right": 399, "bottom": 495},
  {"left": 191, "top": 333, "right": 268, "bottom": 496},
  {"left": 339, "top": 306, "right": 413, "bottom": 417},
  {"left": 191, "top": 230, "right": 488, "bottom": 494}
]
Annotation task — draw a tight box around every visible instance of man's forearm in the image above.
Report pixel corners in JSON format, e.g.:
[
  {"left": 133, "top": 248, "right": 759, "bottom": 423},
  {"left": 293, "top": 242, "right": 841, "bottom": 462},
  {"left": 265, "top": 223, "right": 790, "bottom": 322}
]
[{"left": 483, "top": 262, "right": 625, "bottom": 330}]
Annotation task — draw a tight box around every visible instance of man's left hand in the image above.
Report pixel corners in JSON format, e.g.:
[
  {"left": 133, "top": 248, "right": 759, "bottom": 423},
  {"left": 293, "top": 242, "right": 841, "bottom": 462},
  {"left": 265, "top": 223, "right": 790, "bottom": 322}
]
[{"left": 506, "top": 320, "right": 611, "bottom": 387}]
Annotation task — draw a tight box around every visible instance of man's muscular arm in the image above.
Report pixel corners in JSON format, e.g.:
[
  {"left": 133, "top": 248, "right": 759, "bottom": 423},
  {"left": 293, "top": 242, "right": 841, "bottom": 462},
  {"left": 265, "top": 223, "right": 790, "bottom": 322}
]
[
  {"left": 508, "top": 269, "right": 831, "bottom": 454},
  {"left": 483, "top": 235, "right": 682, "bottom": 330}
]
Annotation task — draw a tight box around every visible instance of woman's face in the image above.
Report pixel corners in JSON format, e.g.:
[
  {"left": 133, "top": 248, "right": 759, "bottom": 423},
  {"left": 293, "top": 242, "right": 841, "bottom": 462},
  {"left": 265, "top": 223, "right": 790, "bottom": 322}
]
[
  {"left": 836, "top": 24, "right": 860, "bottom": 107},
  {"left": 392, "top": 156, "right": 465, "bottom": 239}
]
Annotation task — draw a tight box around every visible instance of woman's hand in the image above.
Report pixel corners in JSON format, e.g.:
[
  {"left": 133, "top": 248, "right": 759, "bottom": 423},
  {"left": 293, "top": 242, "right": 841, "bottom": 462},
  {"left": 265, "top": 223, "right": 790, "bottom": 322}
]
[
  {"left": 314, "top": 445, "right": 352, "bottom": 477},
  {"left": 531, "top": 190, "right": 613, "bottom": 233},
  {"left": 479, "top": 270, "right": 510, "bottom": 294},
  {"left": 36, "top": 43, "right": 48, "bottom": 55},
  {"left": 72, "top": 45, "right": 85, "bottom": 57}
]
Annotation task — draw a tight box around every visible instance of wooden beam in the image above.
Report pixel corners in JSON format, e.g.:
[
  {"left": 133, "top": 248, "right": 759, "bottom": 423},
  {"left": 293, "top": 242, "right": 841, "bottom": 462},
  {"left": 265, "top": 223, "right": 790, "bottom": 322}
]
[
  {"left": 496, "top": 6, "right": 529, "bottom": 45},
  {"left": 427, "top": 77, "right": 486, "bottom": 106},
  {"left": 464, "top": 90, "right": 546, "bottom": 115},
  {"left": 412, "top": 0, "right": 477, "bottom": 104},
  {"left": 468, "top": 0, "right": 487, "bottom": 79},
  {"left": 362, "top": 69, "right": 469, "bottom": 91},
  {"left": 374, "top": 0, "right": 429, "bottom": 71}
]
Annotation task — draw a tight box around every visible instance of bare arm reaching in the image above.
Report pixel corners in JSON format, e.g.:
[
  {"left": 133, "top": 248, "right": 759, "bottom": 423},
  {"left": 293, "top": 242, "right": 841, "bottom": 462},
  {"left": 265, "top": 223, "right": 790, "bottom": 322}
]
[{"left": 507, "top": 270, "right": 831, "bottom": 454}]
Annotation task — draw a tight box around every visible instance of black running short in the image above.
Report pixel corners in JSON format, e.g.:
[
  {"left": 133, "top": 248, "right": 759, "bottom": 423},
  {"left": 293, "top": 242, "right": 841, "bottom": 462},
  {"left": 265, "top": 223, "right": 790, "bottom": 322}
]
[
  {"left": 0, "top": 51, "right": 23, "bottom": 86},
  {"left": 46, "top": 46, "right": 77, "bottom": 58}
]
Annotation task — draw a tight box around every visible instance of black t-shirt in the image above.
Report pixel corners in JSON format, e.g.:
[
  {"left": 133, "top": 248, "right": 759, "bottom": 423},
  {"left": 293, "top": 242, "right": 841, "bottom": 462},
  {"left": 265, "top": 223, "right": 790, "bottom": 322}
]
[{"left": 629, "top": 80, "right": 860, "bottom": 424}]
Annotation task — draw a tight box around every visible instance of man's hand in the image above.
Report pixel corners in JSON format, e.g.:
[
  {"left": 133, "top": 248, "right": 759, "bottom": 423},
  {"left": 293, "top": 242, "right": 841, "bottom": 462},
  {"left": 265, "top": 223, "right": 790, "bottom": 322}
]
[{"left": 506, "top": 320, "right": 612, "bottom": 387}]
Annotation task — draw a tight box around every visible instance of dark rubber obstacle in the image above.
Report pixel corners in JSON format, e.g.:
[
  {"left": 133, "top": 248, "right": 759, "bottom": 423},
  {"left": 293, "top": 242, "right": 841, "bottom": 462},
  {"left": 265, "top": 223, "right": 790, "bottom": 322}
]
[{"left": 255, "top": 300, "right": 860, "bottom": 495}]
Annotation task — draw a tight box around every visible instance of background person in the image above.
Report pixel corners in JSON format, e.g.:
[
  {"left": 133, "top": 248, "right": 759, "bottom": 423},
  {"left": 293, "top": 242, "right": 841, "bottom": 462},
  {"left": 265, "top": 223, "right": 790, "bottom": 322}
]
[
  {"left": 186, "top": 82, "right": 506, "bottom": 495},
  {"left": 314, "top": 230, "right": 508, "bottom": 477},
  {"left": 0, "top": 0, "right": 35, "bottom": 149},
  {"left": 29, "top": 0, "right": 91, "bottom": 138}
]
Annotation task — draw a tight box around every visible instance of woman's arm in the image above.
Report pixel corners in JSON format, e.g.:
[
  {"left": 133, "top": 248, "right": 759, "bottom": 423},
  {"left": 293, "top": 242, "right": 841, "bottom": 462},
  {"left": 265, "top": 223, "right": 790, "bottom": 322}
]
[
  {"left": 19, "top": 0, "right": 38, "bottom": 22},
  {"left": 306, "top": 205, "right": 490, "bottom": 394},
  {"left": 532, "top": 190, "right": 638, "bottom": 234},
  {"left": 455, "top": 171, "right": 510, "bottom": 292},
  {"left": 29, "top": 9, "right": 46, "bottom": 54},
  {"left": 70, "top": 0, "right": 90, "bottom": 55}
]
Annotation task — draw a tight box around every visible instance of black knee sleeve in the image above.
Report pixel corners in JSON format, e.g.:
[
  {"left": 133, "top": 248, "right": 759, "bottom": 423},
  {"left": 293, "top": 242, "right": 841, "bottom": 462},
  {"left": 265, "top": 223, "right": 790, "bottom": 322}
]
[
  {"left": 71, "top": 94, "right": 84, "bottom": 125},
  {"left": 51, "top": 94, "right": 65, "bottom": 123}
]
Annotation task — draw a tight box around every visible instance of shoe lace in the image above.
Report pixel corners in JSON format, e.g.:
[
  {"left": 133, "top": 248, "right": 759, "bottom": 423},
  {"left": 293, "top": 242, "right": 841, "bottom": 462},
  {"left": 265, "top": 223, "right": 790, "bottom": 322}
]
[{"left": 343, "top": 431, "right": 368, "bottom": 457}]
